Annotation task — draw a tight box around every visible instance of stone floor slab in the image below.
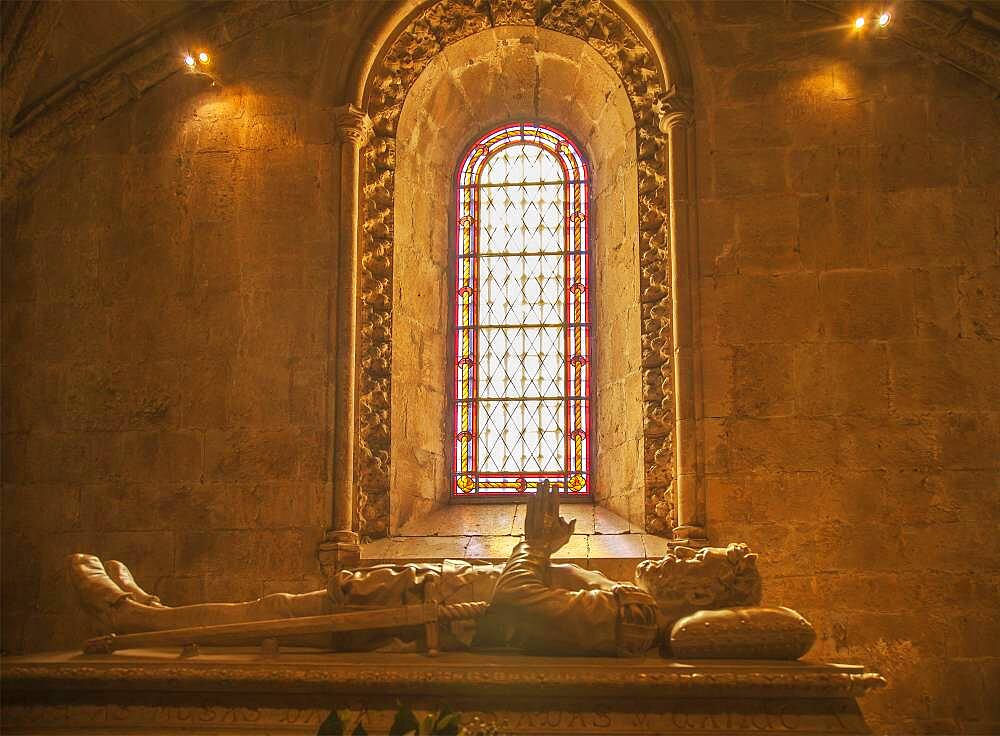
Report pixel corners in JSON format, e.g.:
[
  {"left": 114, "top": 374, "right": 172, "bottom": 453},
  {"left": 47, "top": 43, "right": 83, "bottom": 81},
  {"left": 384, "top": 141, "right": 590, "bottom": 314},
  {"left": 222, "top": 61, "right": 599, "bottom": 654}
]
[
  {"left": 587, "top": 533, "right": 644, "bottom": 558},
  {"left": 550, "top": 533, "right": 589, "bottom": 559},
  {"left": 396, "top": 504, "right": 518, "bottom": 537},
  {"left": 464, "top": 534, "right": 522, "bottom": 559},
  {"left": 595, "top": 505, "right": 632, "bottom": 534},
  {"left": 363, "top": 504, "right": 681, "bottom": 569},
  {"left": 641, "top": 533, "right": 672, "bottom": 558}
]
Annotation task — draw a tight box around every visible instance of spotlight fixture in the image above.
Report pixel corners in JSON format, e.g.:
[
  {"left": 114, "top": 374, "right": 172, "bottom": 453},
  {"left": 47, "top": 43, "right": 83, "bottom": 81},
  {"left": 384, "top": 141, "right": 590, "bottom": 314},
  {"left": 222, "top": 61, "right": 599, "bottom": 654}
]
[
  {"left": 878, "top": 11, "right": 891, "bottom": 27},
  {"left": 854, "top": 16, "right": 866, "bottom": 29},
  {"left": 182, "top": 49, "right": 222, "bottom": 86}
]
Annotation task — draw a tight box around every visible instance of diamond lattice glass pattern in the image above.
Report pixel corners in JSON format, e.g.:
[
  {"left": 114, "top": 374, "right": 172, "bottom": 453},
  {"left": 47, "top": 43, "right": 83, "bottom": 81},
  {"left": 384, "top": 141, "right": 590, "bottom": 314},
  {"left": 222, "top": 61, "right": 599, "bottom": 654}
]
[{"left": 453, "top": 123, "right": 591, "bottom": 497}]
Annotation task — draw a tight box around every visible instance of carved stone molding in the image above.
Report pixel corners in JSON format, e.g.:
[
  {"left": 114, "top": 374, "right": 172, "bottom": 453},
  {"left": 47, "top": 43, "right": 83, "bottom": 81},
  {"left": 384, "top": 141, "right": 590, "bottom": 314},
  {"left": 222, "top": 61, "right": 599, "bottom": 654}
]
[
  {"left": 1, "top": 654, "right": 888, "bottom": 699},
  {"left": 656, "top": 84, "right": 694, "bottom": 133},
  {"left": 333, "top": 104, "right": 373, "bottom": 147},
  {"left": 356, "top": 0, "right": 678, "bottom": 538}
]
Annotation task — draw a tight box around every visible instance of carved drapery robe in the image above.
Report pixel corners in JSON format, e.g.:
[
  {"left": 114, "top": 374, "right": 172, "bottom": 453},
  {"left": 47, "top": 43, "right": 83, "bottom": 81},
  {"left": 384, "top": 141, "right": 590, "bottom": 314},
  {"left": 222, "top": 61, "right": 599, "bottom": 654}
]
[{"left": 324, "top": 543, "right": 657, "bottom": 655}]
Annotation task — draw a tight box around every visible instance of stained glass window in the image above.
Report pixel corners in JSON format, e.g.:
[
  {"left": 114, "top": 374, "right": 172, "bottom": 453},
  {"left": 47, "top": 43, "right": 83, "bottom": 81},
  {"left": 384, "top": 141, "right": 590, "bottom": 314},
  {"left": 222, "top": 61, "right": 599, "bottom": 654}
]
[{"left": 453, "top": 123, "right": 591, "bottom": 497}]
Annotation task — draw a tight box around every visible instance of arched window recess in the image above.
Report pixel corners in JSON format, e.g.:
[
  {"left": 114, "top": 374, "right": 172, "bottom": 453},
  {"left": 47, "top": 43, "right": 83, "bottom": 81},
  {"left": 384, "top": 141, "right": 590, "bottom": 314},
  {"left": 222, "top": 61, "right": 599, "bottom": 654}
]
[{"left": 317, "top": 0, "right": 709, "bottom": 560}]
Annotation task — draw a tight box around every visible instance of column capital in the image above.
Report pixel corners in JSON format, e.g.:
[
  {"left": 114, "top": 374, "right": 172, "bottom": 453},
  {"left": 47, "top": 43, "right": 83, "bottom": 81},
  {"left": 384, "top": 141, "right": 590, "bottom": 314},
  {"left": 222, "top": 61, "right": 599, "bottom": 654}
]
[
  {"left": 656, "top": 84, "right": 694, "bottom": 134},
  {"left": 318, "top": 529, "right": 361, "bottom": 577},
  {"left": 333, "top": 103, "right": 372, "bottom": 146}
]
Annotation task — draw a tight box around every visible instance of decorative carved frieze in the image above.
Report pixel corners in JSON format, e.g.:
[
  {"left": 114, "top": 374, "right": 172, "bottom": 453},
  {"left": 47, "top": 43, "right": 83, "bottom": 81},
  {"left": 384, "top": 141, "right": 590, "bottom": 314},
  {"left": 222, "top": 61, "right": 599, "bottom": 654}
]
[
  {"left": 540, "top": 0, "right": 603, "bottom": 40},
  {"left": 490, "top": 0, "right": 536, "bottom": 26},
  {"left": 423, "top": 0, "right": 493, "bottom": 47},
  {"left": 357, "top": 0, "right": 687, "bottom": 537},
  {"left": 0, "top": 657, "right": 887, "bottom": 698}
]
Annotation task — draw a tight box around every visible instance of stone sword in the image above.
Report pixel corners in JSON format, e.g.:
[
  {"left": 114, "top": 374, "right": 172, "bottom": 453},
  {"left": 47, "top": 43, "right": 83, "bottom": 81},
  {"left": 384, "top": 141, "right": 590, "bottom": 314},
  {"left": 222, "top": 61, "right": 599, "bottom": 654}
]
[{"left": 83, "top": 601, "right": 489, "bottom": 657}]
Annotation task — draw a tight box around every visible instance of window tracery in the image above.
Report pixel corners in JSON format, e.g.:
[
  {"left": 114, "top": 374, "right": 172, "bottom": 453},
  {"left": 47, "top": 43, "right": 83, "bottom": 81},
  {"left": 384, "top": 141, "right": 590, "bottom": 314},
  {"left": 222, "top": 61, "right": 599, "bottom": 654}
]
[{"left": 453, "top": 124, "right": 591, "bottom": 498}]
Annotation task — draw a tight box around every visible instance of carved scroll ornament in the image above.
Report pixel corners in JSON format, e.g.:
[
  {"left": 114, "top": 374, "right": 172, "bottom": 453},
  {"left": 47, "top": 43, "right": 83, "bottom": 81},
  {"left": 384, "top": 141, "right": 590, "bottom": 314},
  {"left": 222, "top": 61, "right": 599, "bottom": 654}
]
[{"left": 357, "top": 0, "right": 680, "bottom": 537}]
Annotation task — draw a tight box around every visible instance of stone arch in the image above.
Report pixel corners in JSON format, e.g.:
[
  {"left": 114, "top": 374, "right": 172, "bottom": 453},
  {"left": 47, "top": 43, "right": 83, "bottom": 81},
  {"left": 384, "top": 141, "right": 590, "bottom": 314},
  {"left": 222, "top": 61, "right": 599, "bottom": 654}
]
[
  {"left": 391, "top": 27, "right": 641, "bottom": 530},
  {"left": 329, "top": 0, "right": 706, "bottom": 545}
]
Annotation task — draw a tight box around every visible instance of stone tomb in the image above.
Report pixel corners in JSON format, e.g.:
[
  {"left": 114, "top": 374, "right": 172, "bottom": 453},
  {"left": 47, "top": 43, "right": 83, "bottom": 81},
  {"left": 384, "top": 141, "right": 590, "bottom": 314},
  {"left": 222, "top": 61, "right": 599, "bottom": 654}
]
[{"left": 1, "top": 649, "right": 885, "bottom": 734}]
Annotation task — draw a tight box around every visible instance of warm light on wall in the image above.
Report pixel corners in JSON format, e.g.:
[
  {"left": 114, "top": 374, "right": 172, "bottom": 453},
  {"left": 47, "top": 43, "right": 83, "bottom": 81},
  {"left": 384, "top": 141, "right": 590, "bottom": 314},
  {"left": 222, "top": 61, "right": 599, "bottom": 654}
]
[
  {"left": 181, "top": 49, "right": 221, "bottom": 86},
  {"left": 852, "top": 9, "right": 894, "bottom": 32}
]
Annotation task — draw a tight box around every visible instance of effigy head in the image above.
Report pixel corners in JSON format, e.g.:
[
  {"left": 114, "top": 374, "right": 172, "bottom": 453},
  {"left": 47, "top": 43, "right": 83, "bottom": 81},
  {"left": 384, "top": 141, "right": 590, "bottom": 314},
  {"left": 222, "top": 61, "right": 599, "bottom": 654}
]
[{"left": 634, "top": 543, "right": 762, "bottom": 621}]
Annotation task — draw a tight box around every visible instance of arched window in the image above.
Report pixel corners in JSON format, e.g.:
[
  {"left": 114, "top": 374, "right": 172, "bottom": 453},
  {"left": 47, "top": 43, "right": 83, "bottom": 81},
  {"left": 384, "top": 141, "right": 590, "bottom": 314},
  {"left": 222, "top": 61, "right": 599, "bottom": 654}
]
[{"left": 452, "top": 123, "right": 591, "bottom": 498}]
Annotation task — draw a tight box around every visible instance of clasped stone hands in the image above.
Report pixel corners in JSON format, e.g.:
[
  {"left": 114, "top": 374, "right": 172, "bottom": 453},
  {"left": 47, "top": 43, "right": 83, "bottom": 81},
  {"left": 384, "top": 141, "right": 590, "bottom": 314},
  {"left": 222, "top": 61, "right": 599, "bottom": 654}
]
[{"left": 524, "top": 480, "right": 576, "bottom": 554}]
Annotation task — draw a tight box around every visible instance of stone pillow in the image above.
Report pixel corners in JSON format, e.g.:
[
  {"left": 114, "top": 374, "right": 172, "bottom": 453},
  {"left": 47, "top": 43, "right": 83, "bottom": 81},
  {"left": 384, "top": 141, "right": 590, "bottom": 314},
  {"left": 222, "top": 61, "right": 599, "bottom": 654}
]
[{"left": 670, "top": 606, "right": 816, "bottom": 660}]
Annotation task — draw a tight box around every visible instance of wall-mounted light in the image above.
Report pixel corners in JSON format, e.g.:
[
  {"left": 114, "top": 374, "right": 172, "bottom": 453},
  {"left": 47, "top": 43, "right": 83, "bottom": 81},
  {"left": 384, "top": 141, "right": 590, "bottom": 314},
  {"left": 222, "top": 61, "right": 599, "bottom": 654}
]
[
  {"left": 182, "top": 49, "right": 222, "bottom": 86},
  {"left": 852, "top": 10, "right": 894, "bottom": 33}
]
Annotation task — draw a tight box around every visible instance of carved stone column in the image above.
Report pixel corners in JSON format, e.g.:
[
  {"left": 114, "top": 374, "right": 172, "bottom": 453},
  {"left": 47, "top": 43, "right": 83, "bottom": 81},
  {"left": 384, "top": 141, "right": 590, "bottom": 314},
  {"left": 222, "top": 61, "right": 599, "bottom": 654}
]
[
  {"left": 319, "top": 104, "right": 372, "bottom": 577},
  {"left": 660, "top": 91, "right": 707, "bottom": 545}
]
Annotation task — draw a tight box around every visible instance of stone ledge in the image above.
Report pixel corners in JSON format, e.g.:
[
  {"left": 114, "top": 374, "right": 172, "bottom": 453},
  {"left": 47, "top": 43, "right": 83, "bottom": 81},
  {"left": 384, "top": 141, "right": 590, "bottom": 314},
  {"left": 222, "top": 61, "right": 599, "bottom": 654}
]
[
  {"left": 1, "top": 651, "right": 885, "bottom": 734},
  {"left": 2, "top": 650, "right": 885, "bottom": 699},
  {"left": 364, "top": 503, "right": 673, "bottom": 578}
]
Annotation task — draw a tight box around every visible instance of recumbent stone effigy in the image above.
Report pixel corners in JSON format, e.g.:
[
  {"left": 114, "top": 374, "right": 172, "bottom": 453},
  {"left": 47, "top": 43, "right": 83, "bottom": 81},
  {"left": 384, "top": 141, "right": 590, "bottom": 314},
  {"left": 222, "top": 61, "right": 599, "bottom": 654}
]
[{"left": 0, "top": 483, "right": 885, "bottom": 734}]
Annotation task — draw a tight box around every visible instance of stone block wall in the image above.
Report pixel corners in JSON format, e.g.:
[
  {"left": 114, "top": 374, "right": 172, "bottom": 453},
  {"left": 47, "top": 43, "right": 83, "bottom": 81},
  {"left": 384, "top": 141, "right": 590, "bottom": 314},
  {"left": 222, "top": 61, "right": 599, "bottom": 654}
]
[
  {"left": 681, "top": 3, "right": 999, "bottom": 733},
  {"left": 1, "top": 2, "right": 997, "bottom": 732},
  {"left": 1, "top": 9, "right": 349, "bottom": 654}
]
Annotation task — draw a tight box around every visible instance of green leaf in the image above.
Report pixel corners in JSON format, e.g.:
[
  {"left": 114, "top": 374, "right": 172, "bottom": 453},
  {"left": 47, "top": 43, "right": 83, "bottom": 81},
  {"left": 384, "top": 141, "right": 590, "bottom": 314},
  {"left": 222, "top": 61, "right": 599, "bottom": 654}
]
[
  {"left": 434, "top": 710, "right": 461, "bottom": 735},
  {"left": 316, "top": 710, "right": 344, "bottom": 736},
  {"left": 422, "top": 712, "right": 436, "bottom": 734},
  {"left": 389, "top": 705, "right": 420, "bottom": 736}
]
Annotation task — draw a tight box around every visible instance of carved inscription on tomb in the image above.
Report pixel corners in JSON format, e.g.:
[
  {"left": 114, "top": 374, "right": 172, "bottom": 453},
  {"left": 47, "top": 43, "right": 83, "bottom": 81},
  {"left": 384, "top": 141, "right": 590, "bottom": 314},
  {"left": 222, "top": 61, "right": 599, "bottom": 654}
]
[
  {"left": 357, "top": 0, "right": 678, "bottom": 537},
  {"left": 2, "top": 699, "right": 868, "bottom": 734}
]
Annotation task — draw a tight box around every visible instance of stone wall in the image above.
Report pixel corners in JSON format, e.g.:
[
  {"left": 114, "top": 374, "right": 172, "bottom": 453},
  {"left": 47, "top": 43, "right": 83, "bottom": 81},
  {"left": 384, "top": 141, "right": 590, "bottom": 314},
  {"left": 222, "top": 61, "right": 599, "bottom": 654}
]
[
  {"left": 1, "top": 7, "right": 352, "bottom": 653},
  {"left": 678, "top": 3, "right": 999, "bottom": 733},
  {"left": 1, "top": 1, "right": 998, "bottom": 732}
]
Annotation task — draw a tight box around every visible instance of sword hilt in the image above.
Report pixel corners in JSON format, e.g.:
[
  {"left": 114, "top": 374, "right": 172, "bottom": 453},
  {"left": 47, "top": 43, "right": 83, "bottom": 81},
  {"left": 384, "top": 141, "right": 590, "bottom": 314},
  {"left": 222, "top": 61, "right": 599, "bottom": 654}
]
[
  {"left": 437, "top": 600, "right": 489, "bottom": 621},
  {"left": 84, "top": 634, "right": 116, "bottom": 654}
]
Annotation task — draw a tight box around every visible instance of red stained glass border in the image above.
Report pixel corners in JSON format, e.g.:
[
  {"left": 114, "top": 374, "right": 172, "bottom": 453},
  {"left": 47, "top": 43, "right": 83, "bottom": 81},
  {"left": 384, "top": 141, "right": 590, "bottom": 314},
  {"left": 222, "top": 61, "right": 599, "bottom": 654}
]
[{"left": 452, "top": 123, "right": 591, "bottom": 498}]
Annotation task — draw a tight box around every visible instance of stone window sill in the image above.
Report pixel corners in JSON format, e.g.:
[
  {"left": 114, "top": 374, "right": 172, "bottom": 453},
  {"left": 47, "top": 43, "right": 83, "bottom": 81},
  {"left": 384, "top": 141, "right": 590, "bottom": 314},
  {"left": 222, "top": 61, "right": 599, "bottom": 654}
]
[{"left": 362, "top": 504, "right": 670, "bottom": 580}]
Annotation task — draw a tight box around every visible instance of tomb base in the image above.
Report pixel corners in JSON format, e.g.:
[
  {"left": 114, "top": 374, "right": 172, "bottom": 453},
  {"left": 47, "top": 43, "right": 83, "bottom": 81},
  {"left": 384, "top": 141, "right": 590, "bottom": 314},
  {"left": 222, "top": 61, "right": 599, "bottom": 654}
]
[{"left": 1, "top": 649, "right": 885, "bottom": 735}]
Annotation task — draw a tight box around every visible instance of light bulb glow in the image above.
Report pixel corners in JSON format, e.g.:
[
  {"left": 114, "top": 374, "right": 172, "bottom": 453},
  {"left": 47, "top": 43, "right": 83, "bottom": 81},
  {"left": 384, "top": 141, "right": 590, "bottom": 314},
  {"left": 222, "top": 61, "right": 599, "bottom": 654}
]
[
  {"left": 878, "top": 12, "right": 891, "bottom": 27},
  {"left": 198, "top": 51, "right": 209, "bottom": 64},
  {"left": 184, "top": 55, "right": 196, "bottom": 67},
  {"left": 854, "top": 16, "right": 866, "bottom": 29}
]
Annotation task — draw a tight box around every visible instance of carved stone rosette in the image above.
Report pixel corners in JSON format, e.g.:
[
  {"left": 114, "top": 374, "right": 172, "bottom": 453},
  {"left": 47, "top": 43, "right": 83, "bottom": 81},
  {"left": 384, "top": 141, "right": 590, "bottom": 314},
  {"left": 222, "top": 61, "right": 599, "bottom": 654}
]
[{"left": 357, "top": 0, "right": 679, "bottom": 538}]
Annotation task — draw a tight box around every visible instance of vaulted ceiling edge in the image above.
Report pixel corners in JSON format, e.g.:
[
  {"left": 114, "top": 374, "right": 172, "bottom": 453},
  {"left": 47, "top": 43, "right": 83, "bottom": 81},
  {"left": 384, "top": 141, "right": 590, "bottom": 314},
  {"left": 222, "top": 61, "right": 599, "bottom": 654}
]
[
  {"left": 1, "top": 1, "right": 336, "bottom": 202},
  {"left": 3, "top": 0, "right": 998, "bottom": 202}
]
